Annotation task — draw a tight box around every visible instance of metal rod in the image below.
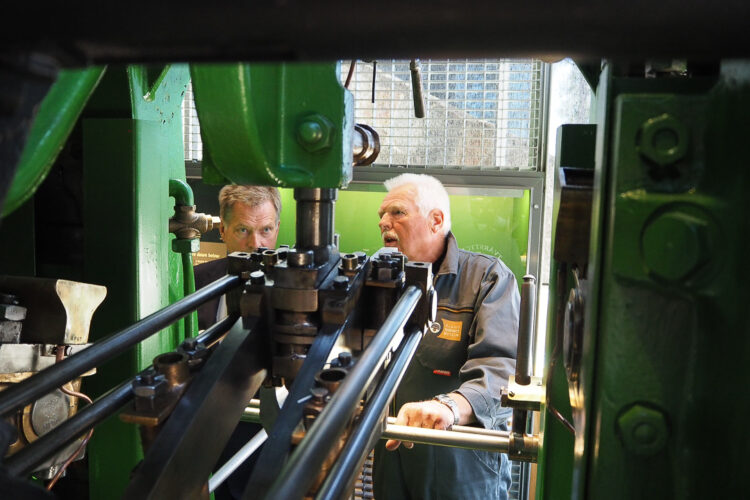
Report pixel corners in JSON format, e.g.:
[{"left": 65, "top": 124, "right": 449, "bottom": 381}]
[
  {"left": 515, "top": 274, "right": 537, "bottom": 385},
  {"left": 209, "top": 429, "right": 268, "bottom": 493},
  {"left": 0, "top": 274, "right": 241, "bottom": 418},
  {"left": 5, "top": 381, "right": 133, "bottom": 476},
  {"left": 241, "top": 405, "right": 511, "bottom": 454},
  {"left": 513, "top": 274, "right": 536, "bottom": 435},
  {"left": 410, "top": 59, "right": 425, "bottom": 118},
  {"left": 381, "top": 423, "right": 510, "bottom": 453},
  {"left": 294, "top": 188, "right": 337, "bottom": 250},
  {"left": 196, "top": 313, "right": 240, "bottom": 347},
  {"left": 317, "top": 325, "right": 423, "bottom": 500},
  {"left": 264, "top": 286, "right": 422, "bottom": 500}
]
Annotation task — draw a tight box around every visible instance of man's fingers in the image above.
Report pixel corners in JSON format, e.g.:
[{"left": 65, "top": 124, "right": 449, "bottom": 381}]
[{"left": 385, "top": 439, "right": 401, "bottom": 451}]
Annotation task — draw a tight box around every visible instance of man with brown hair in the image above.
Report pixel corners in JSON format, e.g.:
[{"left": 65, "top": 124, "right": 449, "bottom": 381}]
[{"left": 194, "top": 184, "right": 281, "bottom": 330}]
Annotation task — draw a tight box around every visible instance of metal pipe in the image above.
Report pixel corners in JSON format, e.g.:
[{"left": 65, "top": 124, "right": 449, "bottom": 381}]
[
  {"left": 317, "top": 326, "right": 423, "bottom": 500},
  {"left": 0, "top": 274, "right": 242, "bottom": 418},
  {"left": 168, "top": 178, "right": 194, "bottom": 206},
  {"left": 5, "top": 381, "right": 133, "bottom": 476},
  {"left": 182, "top": 251, "right": 197, "bottom": 337},
  {"left": 209, "top": 428, "right": 268, "bottom": 493},
  {"left": 264, "top": 286, "right": 422, "bottom": 500},
  {"left": 294, "top": 188, "right": 337, "bottom": 250}
]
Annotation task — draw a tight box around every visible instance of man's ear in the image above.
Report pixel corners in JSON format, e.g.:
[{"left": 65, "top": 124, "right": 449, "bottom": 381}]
[
  {"left": 429, "top": 209, "right": 444, "bottom": 234},
  {"left": 219, "top": 221, "right": 226, "bottom": 241}
]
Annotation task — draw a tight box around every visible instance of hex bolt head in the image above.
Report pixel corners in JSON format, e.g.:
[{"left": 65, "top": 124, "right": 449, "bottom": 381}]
[
  {"left": 337, "top": 351, "right": 353, "bottom": 367},
  {"left": 641, "top": 211, "right": 710, "bottom": 281},
  {"left": 637, "top": 113, "right": 689, "bottom": 166},
  {"left": 616, "top": 404, "right": 669, "bottom": 456},
  {"left": 296, "top": 113, "right": 334, "bottom": 152}
]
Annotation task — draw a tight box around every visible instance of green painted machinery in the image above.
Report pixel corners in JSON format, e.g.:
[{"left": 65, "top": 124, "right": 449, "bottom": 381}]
[{"left": 537, "top": 61, "right": 750, "bottom": 499}]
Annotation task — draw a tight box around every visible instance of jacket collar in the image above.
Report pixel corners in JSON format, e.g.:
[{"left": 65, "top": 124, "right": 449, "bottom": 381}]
[{"left": 435, "top": 232, "right": 459, "bottom": 276}]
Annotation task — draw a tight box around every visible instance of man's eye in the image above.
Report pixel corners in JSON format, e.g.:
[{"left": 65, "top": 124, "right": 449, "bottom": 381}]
[
  {"left": 237, "top": 228, "right": 248, "bottom": 234},
  {"left": 263, "top": 227, "right": 272, "bottom": 234}
]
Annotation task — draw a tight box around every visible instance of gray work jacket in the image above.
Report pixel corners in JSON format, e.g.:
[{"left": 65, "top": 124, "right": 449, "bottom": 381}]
[
  {"left": 374, "top": 232, "right": 520, "bottom": 499},
  {"left": 395, "top": 232, "right": 520, "bottom": 429}
]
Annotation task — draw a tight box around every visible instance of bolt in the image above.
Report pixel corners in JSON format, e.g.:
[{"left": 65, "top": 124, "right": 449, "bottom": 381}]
[
  {"left": 337, "top": 351, "right": 353, "bottom": 367},
  {"left": 181, "top": 337, "right": 197, "bottom": 351},
  {"left": 249, "top": 270, "right": 266, "bottom": 285},
  {"left": 296, "top": 114, "right": 334, "bottom": 152},
  {"left": 342, "top": 253, "right": 358, "bottom": 271},
  {"left": 333, "top": 275, "right": 349, "bottom": 289},
  {"left": 637, "top": 113, "right": 689, "bottom": 166},
  {"left": 641, "top": 210, "right": 710, "bottom": 281},
  {"left": 616, "top": 403, "right": 669, "bottom": 456}
]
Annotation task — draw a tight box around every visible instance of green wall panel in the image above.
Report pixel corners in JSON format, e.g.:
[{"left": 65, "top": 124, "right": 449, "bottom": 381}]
[{"left": 278, "top": 187, "right": 530, "bottom": 285}]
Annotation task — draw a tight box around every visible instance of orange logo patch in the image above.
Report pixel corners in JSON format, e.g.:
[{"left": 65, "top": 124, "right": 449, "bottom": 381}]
[{"left": 438, "top": 319, "right": 462, "bottom": 342}]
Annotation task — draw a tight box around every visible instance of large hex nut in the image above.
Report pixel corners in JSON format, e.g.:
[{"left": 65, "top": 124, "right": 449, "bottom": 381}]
[
  {"left": 641, "top": 211, "right": 709, "bottom": 281},
  {"left": 637, "top": 113, "right": 689, "bottom": 166},
  {"left": 616, "top": 404, "right": 669, "bottom": 456},
  {"left": 296, "top": 113, "right": 334, "bottom": 152}
]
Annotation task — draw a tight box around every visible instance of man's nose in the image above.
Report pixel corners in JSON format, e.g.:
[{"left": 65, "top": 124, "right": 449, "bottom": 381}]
[
  {"left": 379, "top": 215, "right": 391, "bottom": 232},
  {"left": 248, "top": 233, "right": 262, "bottom": 251}
]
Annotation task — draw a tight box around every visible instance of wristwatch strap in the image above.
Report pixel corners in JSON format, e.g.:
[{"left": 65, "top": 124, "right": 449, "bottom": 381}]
[{"left": 433, "top": 393, "right": 460, "bottom": 426}]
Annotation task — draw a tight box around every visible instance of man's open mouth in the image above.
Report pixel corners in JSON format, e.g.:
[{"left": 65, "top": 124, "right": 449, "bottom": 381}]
[{"left": 382, "top": 233, "right": 398, "bottom": 246}]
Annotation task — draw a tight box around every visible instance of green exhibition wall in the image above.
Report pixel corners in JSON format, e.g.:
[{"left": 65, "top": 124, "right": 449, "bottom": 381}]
[{"left": 277, "top": 188, "right": 530, "bottom": 286}]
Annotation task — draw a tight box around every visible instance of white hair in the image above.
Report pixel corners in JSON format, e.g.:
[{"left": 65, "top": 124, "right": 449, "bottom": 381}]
[{"left": 384, "top": 173, "right": 451, "bottom": 234}]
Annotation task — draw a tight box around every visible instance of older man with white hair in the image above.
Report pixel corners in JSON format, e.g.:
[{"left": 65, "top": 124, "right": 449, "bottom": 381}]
[{"left": 374, "top": 173, "right": 520, "bottom": 499}]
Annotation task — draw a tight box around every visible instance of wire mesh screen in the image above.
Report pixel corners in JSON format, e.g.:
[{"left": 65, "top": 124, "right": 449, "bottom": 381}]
[
  {"left": 344, "top": 59, "right": 543, "bottom": 171},
  {"left": 182, "top": 59, "right": 544, "bottom": 170},
  {"left": 183, "top": 83, "right": 202, "bottom": 162}
]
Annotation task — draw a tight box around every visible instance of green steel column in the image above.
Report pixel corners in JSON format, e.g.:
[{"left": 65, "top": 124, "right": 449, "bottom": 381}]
[
  {"left": 572, "top": 62, "right": 750, "bottom": 499},
  {"left": 82, "top": 64, "right": 190, "bottom": 499}
]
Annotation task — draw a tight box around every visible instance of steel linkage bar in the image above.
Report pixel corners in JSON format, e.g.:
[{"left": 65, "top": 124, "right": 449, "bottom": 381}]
[
  {"left": 123, "top": 317, "right": 266, "bottom": 499},
  {"left": 0, "top": 275, "right": 241, "bottom": 418},
  {"left": 242, "top": 320, "right": 350, "bottom": 497},
  {"left": 262, "top": 285, "right": 422, "bottom": 500},
  {"left": 4, "top": 312, "right": 240, "bottom": 476},
  {"left": 317, "top": 324, "right": 423, "bottom": 500}
]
